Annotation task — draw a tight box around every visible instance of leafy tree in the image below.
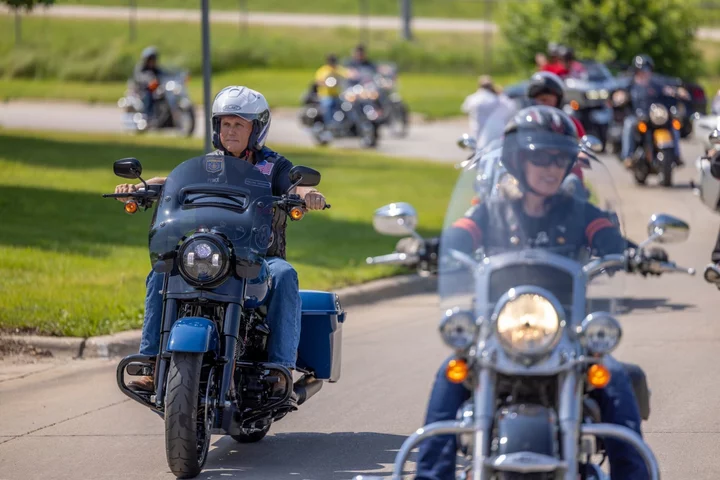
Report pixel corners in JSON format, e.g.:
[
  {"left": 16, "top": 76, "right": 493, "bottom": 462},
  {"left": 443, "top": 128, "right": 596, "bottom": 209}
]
[{"left": 497, "top": 0, "right": 702, "bottom": 79}]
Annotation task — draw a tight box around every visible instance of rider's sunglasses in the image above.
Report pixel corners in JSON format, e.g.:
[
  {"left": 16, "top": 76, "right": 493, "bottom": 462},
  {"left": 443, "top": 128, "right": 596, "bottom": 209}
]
[{"left": 524, "top": 150, "right": 576, "bottom": 169}]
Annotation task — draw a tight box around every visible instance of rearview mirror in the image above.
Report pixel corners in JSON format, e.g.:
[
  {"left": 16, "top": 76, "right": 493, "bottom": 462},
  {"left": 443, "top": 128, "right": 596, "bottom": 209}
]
[
  {"left": 646, "top": 213, "right": 690, "bottom": 244},
  {"left": 289, "top": 166, "right": 321, "bottom": 187},
  {"left": 581, "top": 135, "right": 603, "bottom": 153},
  {"left": 710, "top": 128, "right": 720, "bottom": 146},
  {"left": 457, "top": 133, "right": 477, "bottom": 151},
  {"left": 372, "top": 202, "right": 418, "bottom": 236},
  {"left": 113, "top": 158, "right": 143, "bottom": 179}
]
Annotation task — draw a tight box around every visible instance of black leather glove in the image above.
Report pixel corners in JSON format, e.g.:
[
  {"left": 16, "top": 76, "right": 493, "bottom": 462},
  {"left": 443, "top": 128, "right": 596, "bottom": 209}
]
[{"left": 647, "top": 246, "right": 668, "bottom": 262}]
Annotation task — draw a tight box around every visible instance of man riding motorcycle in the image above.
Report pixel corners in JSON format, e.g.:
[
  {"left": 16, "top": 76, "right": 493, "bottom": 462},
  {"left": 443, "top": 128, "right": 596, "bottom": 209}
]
[
  {"left": 415, "top": 106, "right": 661, "bottom": 480},
  {"left": 133, "top": 46, "right": 164, "bottom": 122},
  {"left": 345, "top": 44, "right": 377, "bottom": 72},
  {"left": 314, "top": 53, "right": 350, "bottom": 128},
  {"left": 113, "top": 85, "right": 327, "bottom": 407},
  {"left": 526, "top": 71, "right": 590, "bottom": 200},
  {"left": 563, "top": 46, "right": 587, "bottom": 79},
  {"left": 621, "top": 54, "right": 683, "bottom": 168},
  {"left": 540, "top": 43, "right": 569, "bottom": 78}
]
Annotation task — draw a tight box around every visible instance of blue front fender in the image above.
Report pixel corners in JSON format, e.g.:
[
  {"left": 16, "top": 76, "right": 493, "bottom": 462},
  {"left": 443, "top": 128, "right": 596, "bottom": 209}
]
[{"left": 166, "top": 317, "right": 219, "bottom": 353}]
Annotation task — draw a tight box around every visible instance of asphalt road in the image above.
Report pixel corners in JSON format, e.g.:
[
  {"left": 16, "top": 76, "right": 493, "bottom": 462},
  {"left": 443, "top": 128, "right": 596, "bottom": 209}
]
[{"left": 1, "top": 102, "right": 720, "bottom": 479}]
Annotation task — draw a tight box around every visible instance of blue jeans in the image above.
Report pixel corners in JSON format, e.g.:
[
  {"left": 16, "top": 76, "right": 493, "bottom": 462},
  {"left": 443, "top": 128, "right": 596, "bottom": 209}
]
[
  {"left": 416, "top": 356, "right": 649, "bottom": 480},
  {"left": 139, "top": 257, "right": 302, "bottom": 369},
  {"left": 621, "top": 115, "right": 680, "bottom": 160},
  {"left": 319, "top": 96, "right": 341, "bottom": 125},
  {"left": 143, "top": 89, "right": 155, "bottom": 119}
]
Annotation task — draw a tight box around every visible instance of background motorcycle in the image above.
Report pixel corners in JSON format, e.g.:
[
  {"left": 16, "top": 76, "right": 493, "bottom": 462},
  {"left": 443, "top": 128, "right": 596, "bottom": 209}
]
[
  {"left": 118, "top": 70, "right": 195, "bottom": 137},
  {"left": 299, "top": 75, "right": 381, "bottom": 148},
  {"left": 104, "top": 156, "right": 341, "bottom": 479},
  {"left": 694, "top": 128, "right": 720, "bottom": 213},
  {"left": 626, "top": 97, "right": 683, "bottom": 186},
  {"left": 563, "top": 60, "right": 617, "bottom": 151},
  {"left": 375, "top": 62, "right": 410, "bottom": 138}
]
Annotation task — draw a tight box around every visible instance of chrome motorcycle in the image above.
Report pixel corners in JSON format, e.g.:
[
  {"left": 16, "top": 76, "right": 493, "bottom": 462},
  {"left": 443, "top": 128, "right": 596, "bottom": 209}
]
[
  {"left": 119, "top": 70, "right": 195, "bottom": 137},
  {"left": 356, "top": 141, "right": 695, "bottom": 480}
]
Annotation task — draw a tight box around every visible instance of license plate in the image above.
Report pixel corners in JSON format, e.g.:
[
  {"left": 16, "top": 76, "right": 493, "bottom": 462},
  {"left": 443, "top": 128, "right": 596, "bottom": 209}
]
[{"left": 653, "top": 129, "right": 673, "bottom": 147}]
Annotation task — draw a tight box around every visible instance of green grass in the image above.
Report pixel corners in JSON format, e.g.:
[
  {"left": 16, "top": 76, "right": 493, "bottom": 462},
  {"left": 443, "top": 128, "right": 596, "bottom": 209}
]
[
  {"left": 51, "top": 0, "right": 720, "bottom": 26},
  {"left": 58, "top": 0, "right": 502, "bottom": 20},
  {"left": 0, "top": 16, "right": 513, "bottom": 80},
  {"left": 0, "top": 15, "right": 521, "bottom": 118},
  {"left": 0, "top": 129, "right": 457, "bottom": 337}
]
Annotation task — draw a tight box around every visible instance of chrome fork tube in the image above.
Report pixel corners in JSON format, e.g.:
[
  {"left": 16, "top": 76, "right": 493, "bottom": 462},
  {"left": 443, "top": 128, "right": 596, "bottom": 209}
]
[
  {"left": 472, "top": 367, "right": 496, "bottom": 480},
  {"left": 558, "top": 370, "right": 582, "bottom": 480}
]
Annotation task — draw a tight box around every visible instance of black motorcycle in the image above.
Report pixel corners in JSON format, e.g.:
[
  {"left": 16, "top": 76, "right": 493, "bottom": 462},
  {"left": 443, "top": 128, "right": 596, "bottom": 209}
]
[
  {"left": 299, "top": 75, "right": 381, "bottom": 148},
  {"left": 105, "top": 155, "right": 343, "bottom": 478},
  {"left": 626, "top": 98, "right": 683, "bottom": 186}
]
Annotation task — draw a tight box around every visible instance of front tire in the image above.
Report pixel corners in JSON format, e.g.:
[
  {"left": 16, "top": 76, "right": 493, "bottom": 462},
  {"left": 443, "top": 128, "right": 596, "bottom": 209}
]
[
  {"left": 165, "top": 352, "right": 209, "bottom": 479},
  {"left": 660, "top": 149, "right": 675, "bottom": 187}
]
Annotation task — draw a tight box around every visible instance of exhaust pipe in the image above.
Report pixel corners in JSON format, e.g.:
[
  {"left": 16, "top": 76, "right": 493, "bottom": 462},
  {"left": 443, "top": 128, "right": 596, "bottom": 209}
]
[{"left": 294, "top": 374, "right": 323, "bottom": 405}]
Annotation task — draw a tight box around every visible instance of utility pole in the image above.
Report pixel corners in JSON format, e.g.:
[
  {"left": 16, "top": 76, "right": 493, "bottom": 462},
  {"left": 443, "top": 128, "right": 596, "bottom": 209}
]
[
  {"left": 201, "top": 0, "right": 212, "bottom": 153},
  {"left": 129, "top": 0, "right": 137, "bottom": 43},
  {"left": 400, "top": 0, "right": 412, "bottom": 41}
]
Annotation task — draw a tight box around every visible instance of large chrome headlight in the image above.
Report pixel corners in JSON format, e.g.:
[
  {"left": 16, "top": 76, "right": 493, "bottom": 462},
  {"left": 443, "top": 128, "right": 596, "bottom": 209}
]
[
  {"left": 578, "top": 312, "right": 622, "bottom": 355},
  {"left": 439, "top": 308, "right": 479, "bottom": 350},
  {"left": 494, "top": 287, "right": 563, "bottom": 357},
  {"left": 179, "top": 235, "right": 231, "bottom": 286},
  {"left": 649, "top": 104, "right": 669, "bottom": 126}
]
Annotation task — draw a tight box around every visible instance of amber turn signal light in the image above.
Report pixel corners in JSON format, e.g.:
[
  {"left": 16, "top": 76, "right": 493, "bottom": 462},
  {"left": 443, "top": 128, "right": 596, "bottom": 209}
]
[
  {"left": 672, "top": 119, "right": 681, "bottom": 131},
  {"left": 587, "top": 363, "right": 611, "bottom": 388},
  {"left": 445, "top": 358, "right": 469, "bottom": 384},
  {"left": 637, "top": 122, "right": 648, "bottom": 134},
  {"left": 289, "top": 207, "right": 305, "bottom": 221},
  {"left": 570, "top": 100, "right": 580, "bottom": 111},
  {"left": 124, "top": 200, "right": 139, "bottom": 214}
]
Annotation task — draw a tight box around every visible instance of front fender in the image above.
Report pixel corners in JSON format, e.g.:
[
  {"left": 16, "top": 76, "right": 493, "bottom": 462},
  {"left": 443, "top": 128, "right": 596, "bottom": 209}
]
[
  {"left": 166, "top": 317, "right": 219, "bottom": 353},
  {"left": 495, "top": 404, "right": 558, "bottom": 456}
]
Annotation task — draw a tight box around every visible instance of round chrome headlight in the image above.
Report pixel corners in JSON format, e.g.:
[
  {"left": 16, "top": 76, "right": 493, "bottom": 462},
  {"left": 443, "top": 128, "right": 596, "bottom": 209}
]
[
  {"left": 579, "top": 312, "right": 622, "bottom": 354},
  {"left": 649, "top": 104, "right": 669, "bottom": 126},
  {"left": 179, "top": 236, "right": 230, "bottom": 286},
  {"left": 495, "top": 289, "right": 563, "bottom": 356},
  {"left": 439, "top": 308, "right": 478, "bottom": 350}
]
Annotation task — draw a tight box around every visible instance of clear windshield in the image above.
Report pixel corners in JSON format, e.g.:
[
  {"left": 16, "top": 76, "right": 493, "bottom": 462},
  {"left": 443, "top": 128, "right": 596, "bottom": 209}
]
[
  {"left": 148, "top": 155, "right": 276, "bottom": 267},
  {"left": 440, "top": 141, "right": 626, "bottom": 321}
]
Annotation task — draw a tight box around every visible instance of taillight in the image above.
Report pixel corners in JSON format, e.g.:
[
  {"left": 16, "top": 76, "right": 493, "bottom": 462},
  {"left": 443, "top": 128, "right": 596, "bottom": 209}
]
[{"left": 691, "top": 86, "right": 705, "bottom": 101}]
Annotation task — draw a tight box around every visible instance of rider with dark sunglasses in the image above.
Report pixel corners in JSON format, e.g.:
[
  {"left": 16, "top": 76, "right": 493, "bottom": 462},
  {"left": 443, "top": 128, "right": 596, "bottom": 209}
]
[{"left": 414, "top": 105, "right": 658, "bottom": 480}]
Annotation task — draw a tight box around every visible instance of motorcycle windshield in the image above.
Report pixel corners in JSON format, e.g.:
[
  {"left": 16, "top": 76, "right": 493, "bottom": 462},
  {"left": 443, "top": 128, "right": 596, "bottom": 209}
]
[
  {"left": 148, "top": 154, "right": 277, "bottom": 266},
  {"left": 439, "top": 140, "right": 626, "bottom": 321}
]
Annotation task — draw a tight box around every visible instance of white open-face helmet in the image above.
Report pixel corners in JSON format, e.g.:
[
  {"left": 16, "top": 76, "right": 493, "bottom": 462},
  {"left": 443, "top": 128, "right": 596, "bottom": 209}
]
[{"left": 211, "top": 86, "right": 271, "bottom": 153}]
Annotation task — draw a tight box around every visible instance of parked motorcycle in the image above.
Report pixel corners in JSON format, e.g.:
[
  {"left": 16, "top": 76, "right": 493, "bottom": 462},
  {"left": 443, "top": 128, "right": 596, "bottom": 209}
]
[
  {"left": 118, "top": 70, "right": 195, "bottom": 137},
  {"left": 104, "top": 155, "right": 342, "bottom": 478},
  {"left": 299, "top": 75, "right": 381, "bottom": 148},
  {"left": 354, "top": 141, "right": 695, "bottom": 480}
]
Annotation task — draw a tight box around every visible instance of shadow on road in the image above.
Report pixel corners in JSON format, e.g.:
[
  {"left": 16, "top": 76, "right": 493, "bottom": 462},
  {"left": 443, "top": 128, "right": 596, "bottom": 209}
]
[
  {"left": 590, "top": 297, "right": 697, "bottom": 314},
  {"left": 199, "top": 431, "right": 415, "bottom": 480}
]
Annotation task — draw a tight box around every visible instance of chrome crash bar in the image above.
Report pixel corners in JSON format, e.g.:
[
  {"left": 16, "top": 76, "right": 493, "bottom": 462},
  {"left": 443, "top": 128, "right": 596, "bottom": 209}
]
[{"left": 353, "top": 421, "right": 660, "bottom": 480}]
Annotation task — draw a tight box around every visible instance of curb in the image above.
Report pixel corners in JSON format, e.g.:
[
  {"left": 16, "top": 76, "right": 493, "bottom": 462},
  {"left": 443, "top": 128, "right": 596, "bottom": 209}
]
[{"left": 0, "top": 274, "right": 436, "bottom": 360}]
